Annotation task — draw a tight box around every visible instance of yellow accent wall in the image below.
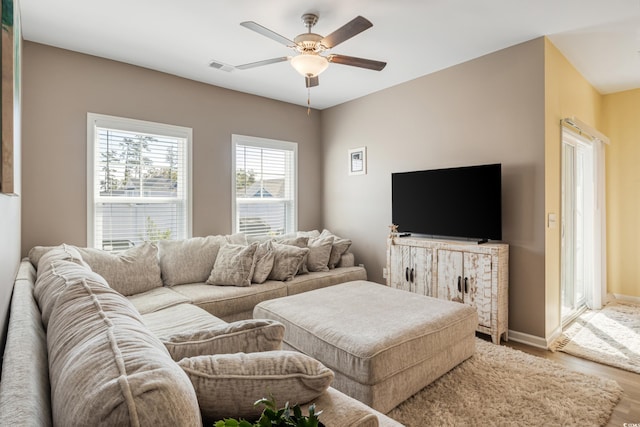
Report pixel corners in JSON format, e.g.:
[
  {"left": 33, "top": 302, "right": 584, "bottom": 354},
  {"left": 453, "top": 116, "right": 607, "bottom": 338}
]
[
  {"left": 603, "top": 89, "right": 640, "bottom": 298},
  {"left": 544, "top": 38, "right": 603, "bottom": 337}
]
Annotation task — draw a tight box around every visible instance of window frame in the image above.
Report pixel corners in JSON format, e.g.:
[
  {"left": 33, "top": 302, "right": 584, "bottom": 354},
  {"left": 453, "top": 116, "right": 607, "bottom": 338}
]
[
  {"left": 231, "top": 134, "right": 298, "bottom": 237},
  {"left": 86, "top": 113, "right": 193, "bottom": 249}
]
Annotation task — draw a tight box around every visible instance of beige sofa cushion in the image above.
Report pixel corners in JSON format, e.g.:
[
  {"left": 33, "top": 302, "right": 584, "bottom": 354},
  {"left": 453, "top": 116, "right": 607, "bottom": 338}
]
[
  {"left": 141, "top": 303, "right": 283, "bottom": 360},
  {"left": 268, "top": 243, "right": 309, "bottom": 282},
  {"left": 76, "top": 242, "right": 163, "bottom": 295},
  {"left": 311, "top": 387, "right": 382, "bottom": 427},
  {"left": 305, "top": 235, "right": 334, "bottom": 272},
  {"left": 142, "top": 303, "right": 227, "bottom": 337},
  {"left": 46, "top": 261, "right": 201, "bottom": 426},
  {"left": 320, "top": 229, "right": 352, "bottom": 269},
  {"left": 171, "top": 281, "right": 288, "bottom": 319},
  {"left": 34, "top": 248, "right": 107, "bottom": 328},
  {"left": 252, "top": 240, "right": 275, "bottom": 284},
  {"left": 207, "top": 242, "right": 258, "bottom": 287},
  {"left": 178, "top": 350, "right": 334, "bottom": 421},
  {"left": 158, "top": 235, "right": 228, "bottom": 286},
  {"left": 297, "top": 230, "right": 321, "bottom": 239},
  {"left": 29, "top": 244, "right": 87, "bottom": 272},
  {"left": 158, "top": 318, "right": 285, "bottom": 360},
  {"left": 126, "top": 287, "right": 191, "bottom": 314}
]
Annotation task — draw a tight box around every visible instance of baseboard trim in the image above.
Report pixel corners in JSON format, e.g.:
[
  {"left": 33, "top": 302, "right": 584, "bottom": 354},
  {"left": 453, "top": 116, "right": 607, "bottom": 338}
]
[
  {"left": 610, "top": 293, "right": 640, "bottom": 304},
  {"left": 507, "top": 330, "right": 550, "bottom": 349}
]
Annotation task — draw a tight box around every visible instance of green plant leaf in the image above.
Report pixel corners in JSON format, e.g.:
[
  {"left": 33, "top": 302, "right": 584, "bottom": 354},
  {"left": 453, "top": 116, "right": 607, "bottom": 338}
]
[{"left": 214, "top": 399, "right": 323, "bottom": 427}]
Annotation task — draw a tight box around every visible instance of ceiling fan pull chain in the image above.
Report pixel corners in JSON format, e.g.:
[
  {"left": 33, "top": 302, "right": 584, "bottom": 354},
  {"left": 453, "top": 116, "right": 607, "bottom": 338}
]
[{"left": 307, "top": 87, "right": 311, "bottom": 116}]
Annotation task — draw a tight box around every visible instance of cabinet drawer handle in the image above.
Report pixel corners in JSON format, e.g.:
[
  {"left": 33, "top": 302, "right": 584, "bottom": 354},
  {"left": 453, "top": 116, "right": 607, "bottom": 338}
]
[
  {"left": 410, "top": 268, "right": 414, "bottom": 283},
  {"left": 464, "top": 277, "right": 469, "bottom": 293},
  {"left": 405, "top": 267, "right": 409, "bottom": 282},
  {"left": 457, "top": 276, "right": 462, "bottom": 292}
]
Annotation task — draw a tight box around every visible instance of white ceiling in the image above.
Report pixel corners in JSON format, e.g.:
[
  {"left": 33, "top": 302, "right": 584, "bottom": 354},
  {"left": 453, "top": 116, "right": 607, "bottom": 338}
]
[{"left": 19, "top": 0, "right": 640, "bottom": 110}]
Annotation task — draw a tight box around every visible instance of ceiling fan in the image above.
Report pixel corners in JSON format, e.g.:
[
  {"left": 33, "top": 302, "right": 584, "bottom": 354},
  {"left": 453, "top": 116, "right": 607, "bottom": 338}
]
[{"left": 209, "top": 13, "right": 387, "bottom": 88}]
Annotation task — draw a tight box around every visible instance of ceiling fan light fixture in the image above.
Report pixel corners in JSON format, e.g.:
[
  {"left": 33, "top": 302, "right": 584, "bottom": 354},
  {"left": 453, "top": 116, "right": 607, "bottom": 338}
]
[{"left": 290, "top": 53, "right": 329, "bottom": 77}]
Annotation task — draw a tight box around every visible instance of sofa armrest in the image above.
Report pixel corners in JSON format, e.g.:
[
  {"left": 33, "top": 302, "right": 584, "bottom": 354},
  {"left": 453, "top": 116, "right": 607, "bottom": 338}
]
[
  {"left": 336, "top": 252, "right": 355, "bottom": 268},
  {"left": 0, "top": 261, "right": 52, "bottom": 426},
  {"left": 160, "top": 319, "right": 285, "bottom": 361},
  {"left": 302, "top": 387, "right": 404, "bottom": 427}
]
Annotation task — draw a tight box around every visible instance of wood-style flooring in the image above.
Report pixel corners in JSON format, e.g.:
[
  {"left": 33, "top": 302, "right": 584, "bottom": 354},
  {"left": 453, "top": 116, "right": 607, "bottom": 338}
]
[{"left": 503, "top": 339, "right": 640, "bottom": 426}]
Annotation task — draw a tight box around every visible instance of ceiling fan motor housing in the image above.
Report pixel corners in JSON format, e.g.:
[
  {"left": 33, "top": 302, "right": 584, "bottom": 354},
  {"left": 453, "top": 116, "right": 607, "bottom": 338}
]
[{"left": 294, "top": 33, "right": 325, "bottom": 53}]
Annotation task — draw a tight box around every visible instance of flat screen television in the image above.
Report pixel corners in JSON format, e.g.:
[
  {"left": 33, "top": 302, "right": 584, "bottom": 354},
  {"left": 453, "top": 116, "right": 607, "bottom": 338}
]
[{"left": 391, "top": 163, "right": 502, "bottom": 241}]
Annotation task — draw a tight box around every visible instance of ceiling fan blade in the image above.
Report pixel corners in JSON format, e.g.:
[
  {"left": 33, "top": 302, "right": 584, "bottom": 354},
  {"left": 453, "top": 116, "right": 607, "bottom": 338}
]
[
  {"left": 321, "top": 16, "right": 373, "bottom": 49},
  {"left": 235, "top": 57, "right": 290, "bottom": 70},
  {"left": 328, "top": 54, "right": 386, "bottom": 71},
  {"left": 240, "top": 21, "right": 295, "bottom": 47},
  {"left": 305, "top": 76, "right": 319, "bottom": 88}
]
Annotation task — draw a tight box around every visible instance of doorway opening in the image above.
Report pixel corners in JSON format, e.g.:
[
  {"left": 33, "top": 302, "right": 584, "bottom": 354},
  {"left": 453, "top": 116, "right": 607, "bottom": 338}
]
[{"left": 561, "top": 120, "right": 607, "bottom": 325}]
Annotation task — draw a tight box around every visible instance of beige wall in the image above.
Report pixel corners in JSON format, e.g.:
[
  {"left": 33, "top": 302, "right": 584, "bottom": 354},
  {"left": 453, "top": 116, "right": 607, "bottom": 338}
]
[
  {"left": 603, "top": 89, "right": 640, "bottom": 298},
  {"left": 21, "top": 42, "right": 322, "bottom": 255},
  {"left": 544, "top": 38, "right": 603, "bottom": 337},
  {"left": 321, "top": 38, "right": 547, "bottom": 338}
]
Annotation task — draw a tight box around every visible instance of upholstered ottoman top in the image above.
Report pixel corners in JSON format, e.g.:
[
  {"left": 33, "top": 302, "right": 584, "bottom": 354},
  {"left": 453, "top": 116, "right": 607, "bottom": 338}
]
[{"left": 253, "top": 280, "right": 478, "bottom": 386}]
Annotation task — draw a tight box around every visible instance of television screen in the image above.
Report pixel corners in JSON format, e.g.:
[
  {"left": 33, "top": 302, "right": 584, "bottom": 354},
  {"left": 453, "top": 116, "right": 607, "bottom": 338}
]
[{"left": 391, "top": 164, "right": 502, "bottom": 241}]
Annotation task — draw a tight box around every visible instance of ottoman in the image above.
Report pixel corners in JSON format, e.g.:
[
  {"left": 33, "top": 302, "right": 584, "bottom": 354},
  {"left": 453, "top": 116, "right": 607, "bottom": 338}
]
[{"left": 253, "top": 280, "right": 478, "bottom": 413}]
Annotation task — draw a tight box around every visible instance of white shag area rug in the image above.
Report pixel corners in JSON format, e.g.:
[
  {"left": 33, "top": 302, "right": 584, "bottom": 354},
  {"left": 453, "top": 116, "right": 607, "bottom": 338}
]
[
  {"left": 553, "top": 301, "right": 640, "bottom": 374},
  {"left": 388, "top": 338, "right": 622, "bottom": 427}
]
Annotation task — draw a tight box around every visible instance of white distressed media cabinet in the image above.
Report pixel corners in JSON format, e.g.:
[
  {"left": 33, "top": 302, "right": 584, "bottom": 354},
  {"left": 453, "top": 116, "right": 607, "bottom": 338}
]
[{"left": 386, "top": 236, "right": 509, "bottom": 344}]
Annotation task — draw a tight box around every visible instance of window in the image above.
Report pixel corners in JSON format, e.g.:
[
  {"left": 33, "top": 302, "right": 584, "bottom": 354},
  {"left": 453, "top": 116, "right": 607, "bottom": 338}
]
[
  {"left": 232, "top": 135, "right": 297, "bottom": 237},
  {"left": 87, "top": 113, "right": 192, "bottom": 251}
]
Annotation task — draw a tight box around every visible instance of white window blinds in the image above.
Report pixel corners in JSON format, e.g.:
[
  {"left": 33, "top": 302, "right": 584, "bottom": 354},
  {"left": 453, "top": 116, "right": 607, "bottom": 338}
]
[
  {"left": 232, "top": 135, "right": 297, "bottom": 237},
  {"left": 87, "top": 114, "right": 192, "bottom": 251}
]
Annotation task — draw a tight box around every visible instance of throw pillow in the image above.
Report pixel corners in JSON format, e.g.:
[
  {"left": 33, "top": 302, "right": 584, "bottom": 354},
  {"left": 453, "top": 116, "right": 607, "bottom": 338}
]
[
  {"left": 276, "top": 236, "right": 309, "bottom": 274},
  {"left": 252, "top": 240, "right": 275, "bottom": 284},
  {"left": 159, "top": 319, "right": 285, "bottom": 361},
  {"left": 178, "top": 350, "right": 334, "bottom": 421},
  {"left": 305, "top": 235, "right": 334, "bottom": 272},
  {"left": 268, "top": 243, "right": 309, "bottom": 282},
  {"left": 319, "top": 229, "right": 353, "bottom": 269},
  {"left": 76, "top": 242, "right": 163, "bottom": 296},
  {"left": 206, "top": 242, "right": 258, "bottom": 287},
  {"left": 275, "top": 236, "right": 309, "bottom": 248},
  {"left": 29, "top": 244, "right": 88, "bottom": 271},
  {"left": 158, "top": 235, "right": 228, "bottom": 286},
  {"left": 297, "top": 230, "right": 321, "bottom": 239},
  {"left": 225, "top": 233, "right": 248, "bottom": 245}
]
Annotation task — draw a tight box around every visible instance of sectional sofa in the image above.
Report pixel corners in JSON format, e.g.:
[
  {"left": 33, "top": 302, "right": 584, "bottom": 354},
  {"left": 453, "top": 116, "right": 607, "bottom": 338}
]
[{"left": 0, "top": 231, "right": 403, "bottom": 426}]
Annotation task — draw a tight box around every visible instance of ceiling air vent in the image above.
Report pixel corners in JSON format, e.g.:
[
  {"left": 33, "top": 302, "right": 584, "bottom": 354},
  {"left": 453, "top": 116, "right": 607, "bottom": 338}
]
[{"left": 208, "top": 60, "right": 234, "bottom": 72}]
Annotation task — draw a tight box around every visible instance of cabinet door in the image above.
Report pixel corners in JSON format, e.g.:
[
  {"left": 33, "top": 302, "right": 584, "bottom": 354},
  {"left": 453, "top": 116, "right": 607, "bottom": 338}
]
[
  {"left": 411, "top": 247, "right": 432, "bottom": 296},
  {"left": 436, "top": 250, "right": 463, "bottom": 303},
  {"left": 463, "top": 252, "right": 493, "bottom": 327},
  {"left": 388, "top": 243, "right": 407, "bottom": 290}
]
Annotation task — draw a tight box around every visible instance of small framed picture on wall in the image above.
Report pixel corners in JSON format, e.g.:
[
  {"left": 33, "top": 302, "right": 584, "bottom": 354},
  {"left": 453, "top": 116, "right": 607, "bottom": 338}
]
[{"left": 348, "top": 147, "right": 367, "bottom": 175}]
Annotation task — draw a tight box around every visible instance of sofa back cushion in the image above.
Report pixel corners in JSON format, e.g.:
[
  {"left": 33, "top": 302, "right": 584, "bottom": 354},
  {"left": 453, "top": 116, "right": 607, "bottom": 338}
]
[
  {"left": 158, "top": 235, "right": 228, "bottom": 286},
  {"left": 46, "top": 262, "right": 201, "bottom": 426},
  {"left": 30, "top": 243, "right": 88, "bottom": 272},
  {"left": 35, "top": 253, "right": 107, "bottom": 328},
  {"left": 76, "top": 242, "right": 163, "bottom": 295}
]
